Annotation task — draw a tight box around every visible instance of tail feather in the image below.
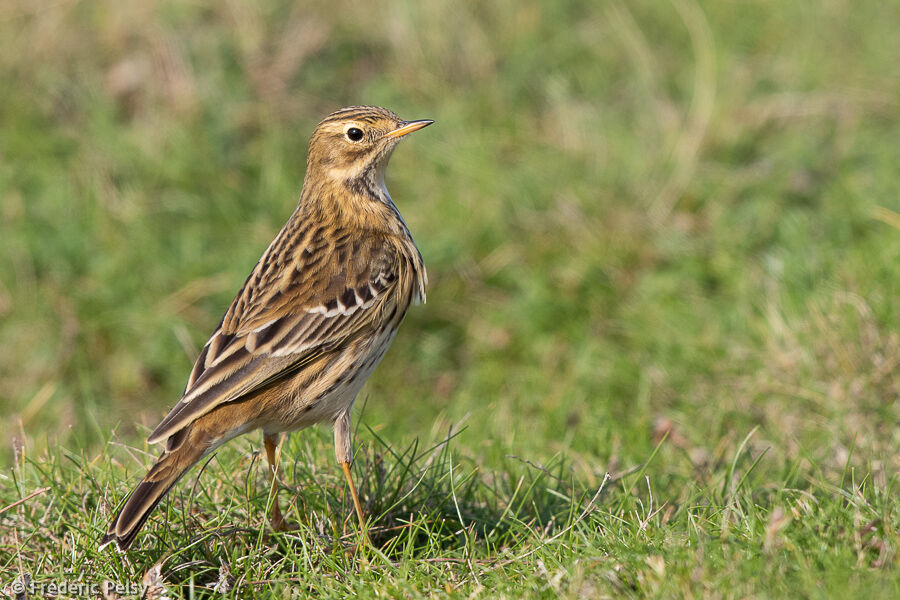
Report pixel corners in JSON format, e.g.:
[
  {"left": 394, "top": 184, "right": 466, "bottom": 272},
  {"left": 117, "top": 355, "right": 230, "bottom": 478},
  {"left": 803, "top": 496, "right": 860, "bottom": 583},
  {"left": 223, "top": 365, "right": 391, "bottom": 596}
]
[{"left": 100, "top": 436, "right": 207, "bottom": 552}]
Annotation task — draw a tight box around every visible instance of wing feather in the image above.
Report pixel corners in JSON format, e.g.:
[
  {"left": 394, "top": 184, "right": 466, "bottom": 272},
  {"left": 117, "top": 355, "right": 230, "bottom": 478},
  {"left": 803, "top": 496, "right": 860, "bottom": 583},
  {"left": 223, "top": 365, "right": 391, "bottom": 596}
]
[{"left": 147, "top": 227, "right": 402, "bottom": 445}]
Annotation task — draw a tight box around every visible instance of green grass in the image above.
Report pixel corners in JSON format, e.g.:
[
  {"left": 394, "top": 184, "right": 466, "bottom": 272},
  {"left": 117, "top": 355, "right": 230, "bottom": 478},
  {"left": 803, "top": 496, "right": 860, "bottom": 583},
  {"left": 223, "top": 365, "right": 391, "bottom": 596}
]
[{"left": 2, "top": 0, "right": 899, "bottom": 596}]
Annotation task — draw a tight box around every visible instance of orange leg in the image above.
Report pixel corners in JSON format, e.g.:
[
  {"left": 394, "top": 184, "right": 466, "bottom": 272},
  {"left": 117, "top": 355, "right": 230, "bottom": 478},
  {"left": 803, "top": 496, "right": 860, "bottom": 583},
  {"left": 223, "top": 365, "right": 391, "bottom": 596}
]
[
  {"left": 340, "top": 461, "right": 367, "bottom": 532},
  {"left": 264, "top": 433, "right": 295, "bottom": 532},
  {"left": 335, "top": 410, "right": 370, "bottom": 542}
]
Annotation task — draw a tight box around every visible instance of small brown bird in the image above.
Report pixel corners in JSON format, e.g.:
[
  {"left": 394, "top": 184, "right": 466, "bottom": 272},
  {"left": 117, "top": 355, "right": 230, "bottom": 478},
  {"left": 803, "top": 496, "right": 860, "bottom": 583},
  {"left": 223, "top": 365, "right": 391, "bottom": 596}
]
[{"left": 100, "top": 106, "right": 432, "bottom": 551}]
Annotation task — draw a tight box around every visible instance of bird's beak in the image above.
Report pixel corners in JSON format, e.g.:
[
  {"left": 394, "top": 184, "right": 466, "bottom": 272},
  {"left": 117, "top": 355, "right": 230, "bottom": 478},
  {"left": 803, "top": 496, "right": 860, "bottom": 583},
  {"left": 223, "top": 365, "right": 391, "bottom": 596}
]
[{"left": 385, "top": 119, "right": 434, "bottom": 139}]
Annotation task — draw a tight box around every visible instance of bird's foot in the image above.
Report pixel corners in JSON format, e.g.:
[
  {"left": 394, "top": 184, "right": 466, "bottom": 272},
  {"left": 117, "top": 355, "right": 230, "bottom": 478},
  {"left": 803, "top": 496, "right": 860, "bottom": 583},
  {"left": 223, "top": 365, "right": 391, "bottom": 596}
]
[{"left": 270, "top": 514, "right": 299, "bottom": 532}]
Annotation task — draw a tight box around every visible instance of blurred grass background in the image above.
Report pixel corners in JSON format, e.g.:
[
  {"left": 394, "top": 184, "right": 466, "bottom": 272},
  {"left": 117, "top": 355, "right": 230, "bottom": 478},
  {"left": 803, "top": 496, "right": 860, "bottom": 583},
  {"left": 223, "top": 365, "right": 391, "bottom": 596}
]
[{"left": 1, "top": 0, "right": 899, "bottom": 593}]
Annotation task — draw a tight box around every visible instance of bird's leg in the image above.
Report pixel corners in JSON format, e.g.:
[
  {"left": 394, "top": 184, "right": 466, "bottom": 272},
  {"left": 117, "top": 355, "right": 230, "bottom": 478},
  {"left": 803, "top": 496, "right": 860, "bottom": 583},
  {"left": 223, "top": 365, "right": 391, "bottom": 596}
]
[
  {"left": 264, "top": 433, "right": 295, "bottom": 532},
  {"left": 334, "top": 409, "right": 368, "bottom": 540}
]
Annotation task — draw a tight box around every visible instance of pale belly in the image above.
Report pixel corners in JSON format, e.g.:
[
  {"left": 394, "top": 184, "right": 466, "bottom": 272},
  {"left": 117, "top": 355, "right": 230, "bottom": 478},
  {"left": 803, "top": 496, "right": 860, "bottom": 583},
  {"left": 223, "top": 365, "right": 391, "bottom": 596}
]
[{"left": 260, "top": 327, "right": 398, "bottom": 434}]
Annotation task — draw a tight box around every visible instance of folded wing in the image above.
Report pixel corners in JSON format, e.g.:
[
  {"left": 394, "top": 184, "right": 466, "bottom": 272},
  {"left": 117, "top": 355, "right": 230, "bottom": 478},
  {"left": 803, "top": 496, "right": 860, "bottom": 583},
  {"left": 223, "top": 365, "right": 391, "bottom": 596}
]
[{"left": 147, "top": 230, "right": 399, "bottom": 445}]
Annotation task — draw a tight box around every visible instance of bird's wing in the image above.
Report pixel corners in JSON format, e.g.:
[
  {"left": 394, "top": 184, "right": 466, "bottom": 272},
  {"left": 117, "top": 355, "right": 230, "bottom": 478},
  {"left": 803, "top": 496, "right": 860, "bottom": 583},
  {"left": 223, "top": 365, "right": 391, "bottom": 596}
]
[{"left": 147, "top": 227, "right": 401, "bottom": 445}]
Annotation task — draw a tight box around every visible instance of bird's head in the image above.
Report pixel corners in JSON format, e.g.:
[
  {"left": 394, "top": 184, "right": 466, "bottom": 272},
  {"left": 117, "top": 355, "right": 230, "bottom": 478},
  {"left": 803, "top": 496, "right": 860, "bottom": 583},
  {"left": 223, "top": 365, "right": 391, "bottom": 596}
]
[{"left": 305, "top": 106, "right": 433, "bottom": 188}]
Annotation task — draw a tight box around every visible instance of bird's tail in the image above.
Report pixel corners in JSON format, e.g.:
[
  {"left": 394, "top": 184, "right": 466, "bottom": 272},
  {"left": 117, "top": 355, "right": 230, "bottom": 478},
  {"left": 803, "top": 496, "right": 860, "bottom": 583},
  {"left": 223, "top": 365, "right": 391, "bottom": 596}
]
[{"left": 100, "top": 428, "right": 209, "bottom": 552}]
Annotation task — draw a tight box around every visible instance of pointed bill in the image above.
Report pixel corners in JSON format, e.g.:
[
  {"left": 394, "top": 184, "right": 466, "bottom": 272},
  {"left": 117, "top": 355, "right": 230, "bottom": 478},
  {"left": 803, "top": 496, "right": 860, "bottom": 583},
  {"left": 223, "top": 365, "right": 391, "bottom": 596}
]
[{"left": 385, "top": 119, "right": 434, "bottom": 139}]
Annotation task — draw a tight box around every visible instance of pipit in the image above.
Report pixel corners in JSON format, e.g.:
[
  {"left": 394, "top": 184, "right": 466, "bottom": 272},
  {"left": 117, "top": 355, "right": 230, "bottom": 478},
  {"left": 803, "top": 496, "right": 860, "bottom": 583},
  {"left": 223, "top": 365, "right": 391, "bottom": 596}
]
[{"left": 100, "top": 106, "right": 432, "bottom": 551}]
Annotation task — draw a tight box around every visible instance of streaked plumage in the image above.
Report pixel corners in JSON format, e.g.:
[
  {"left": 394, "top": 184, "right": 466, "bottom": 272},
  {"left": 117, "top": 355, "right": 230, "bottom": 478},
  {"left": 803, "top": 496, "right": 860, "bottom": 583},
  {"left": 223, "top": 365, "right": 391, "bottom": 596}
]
[{"left": 101, "top": 106, "right": 431, "bottom": 551}]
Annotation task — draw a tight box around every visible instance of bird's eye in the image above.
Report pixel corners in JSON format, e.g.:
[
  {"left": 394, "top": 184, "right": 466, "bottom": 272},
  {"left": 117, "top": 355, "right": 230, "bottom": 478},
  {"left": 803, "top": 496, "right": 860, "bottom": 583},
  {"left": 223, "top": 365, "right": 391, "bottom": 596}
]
[{"left": 346, "top": 127, "right": 364, "bottom": 142}]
